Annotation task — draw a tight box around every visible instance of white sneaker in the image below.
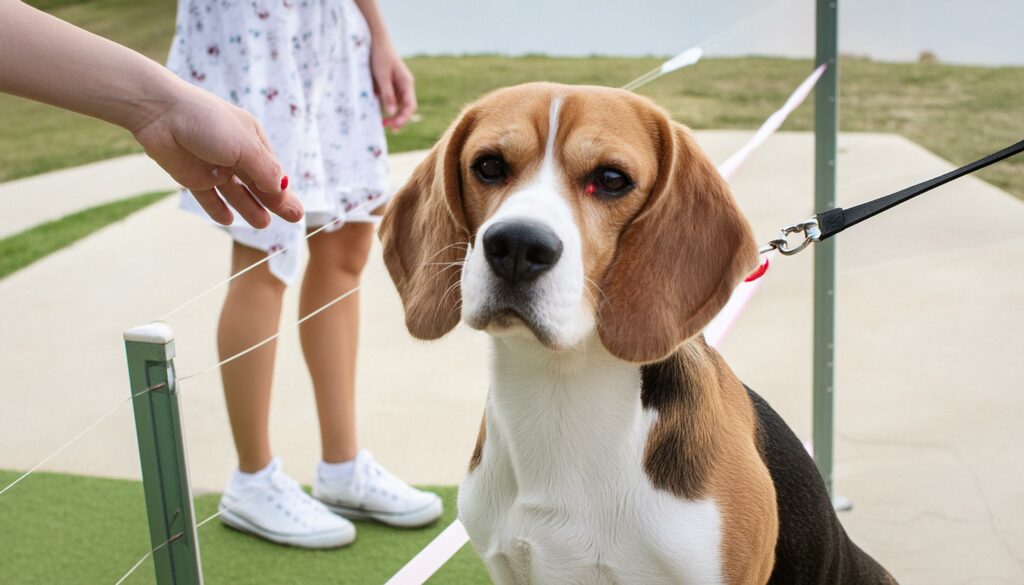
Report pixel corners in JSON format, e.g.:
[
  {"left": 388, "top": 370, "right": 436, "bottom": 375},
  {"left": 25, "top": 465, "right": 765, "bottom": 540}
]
[
  {"left": 313, "top": 450, "right": 444, "bottom": 528},
  {"left": 218, "top": 458, "right": 355, "bottom": 548}
]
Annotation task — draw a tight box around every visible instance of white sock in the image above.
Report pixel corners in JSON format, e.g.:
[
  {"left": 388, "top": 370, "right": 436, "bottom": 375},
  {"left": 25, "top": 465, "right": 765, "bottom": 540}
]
[
  {"left": 318, "top": 458, "right": 356, "bottom": 483},
  {"left": 231, "top": 457, "right": 279, "bottom": 491}
]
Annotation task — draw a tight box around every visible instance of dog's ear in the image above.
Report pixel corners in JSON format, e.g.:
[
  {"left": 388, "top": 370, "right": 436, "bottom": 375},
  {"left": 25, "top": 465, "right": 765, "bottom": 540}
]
[
  {"left": 379, "top": 109, "right": 476, "bottom": 340},
  {"left": 597, "top": 120, "right": 758, "bottom": 363}
]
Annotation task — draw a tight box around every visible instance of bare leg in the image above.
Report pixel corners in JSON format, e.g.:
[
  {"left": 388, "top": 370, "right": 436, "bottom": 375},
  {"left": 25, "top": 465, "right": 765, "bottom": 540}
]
[
  {"left": 217, "top": 241, "right": 286, "bottom": 473},
  {"left": 300, "top": 222, "right": 375, "bottom": 464}
]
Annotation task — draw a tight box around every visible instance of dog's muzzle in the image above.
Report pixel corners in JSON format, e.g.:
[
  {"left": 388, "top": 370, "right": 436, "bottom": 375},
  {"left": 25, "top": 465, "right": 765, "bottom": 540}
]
[{"left": 482, "top": 220, "right": 563, "bottom": 285}]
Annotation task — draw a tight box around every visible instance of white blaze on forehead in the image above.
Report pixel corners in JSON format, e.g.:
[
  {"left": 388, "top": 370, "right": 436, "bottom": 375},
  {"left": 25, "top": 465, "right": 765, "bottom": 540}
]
[
  {"left": 460, "top": 92, "right": 594, "bottom": 348},
  {"left": 542, "top": 95, "right": 563, "bottom": 175},
  {"left": 486, "top": 94, "right": 572, "bottom": 224}
]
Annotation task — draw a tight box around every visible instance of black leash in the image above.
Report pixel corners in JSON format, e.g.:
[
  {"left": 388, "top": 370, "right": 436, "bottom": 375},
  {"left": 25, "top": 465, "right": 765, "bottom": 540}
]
[{"left": 761, "top": 138, "right": 1024, "bottom": 256}]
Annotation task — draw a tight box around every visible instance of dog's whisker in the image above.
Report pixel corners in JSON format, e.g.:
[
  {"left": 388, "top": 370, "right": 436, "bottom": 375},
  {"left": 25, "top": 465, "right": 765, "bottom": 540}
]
[
  {"left": 424, "top": 241, "right": 471, "bottom": 264},
  {"left": 584, "top": 276, "right": 611, "bottom": 312},
  {"left": 424, "top": 264, "right": 466, "bottom": 289},
  {"left": 439, "top": 279, "right": 462, "bottom": 304},
  {"left": 429, "top": 278, "right": 464, "bottom": 328}
]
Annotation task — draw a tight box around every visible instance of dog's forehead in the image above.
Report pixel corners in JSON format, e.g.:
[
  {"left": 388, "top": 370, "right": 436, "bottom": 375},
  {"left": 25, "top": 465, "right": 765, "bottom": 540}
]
[
  {"left": 461, "top": 84, "right": 558, "bottom": 153},
  {"left": 464, "top": 83, "right": 664, "bottom": 156}
]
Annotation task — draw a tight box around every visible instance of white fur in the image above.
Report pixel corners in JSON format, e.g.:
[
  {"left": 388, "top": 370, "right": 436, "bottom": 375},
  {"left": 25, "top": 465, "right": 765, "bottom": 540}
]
[
  {"left": 457, "top": 97, "right": 725, "bottom": 584},
  {"left": 459, "top": 335, "right": 725, "bottom": 585},
  {"left": 461, "top": 96, "right": 594, "bottom": 349}
]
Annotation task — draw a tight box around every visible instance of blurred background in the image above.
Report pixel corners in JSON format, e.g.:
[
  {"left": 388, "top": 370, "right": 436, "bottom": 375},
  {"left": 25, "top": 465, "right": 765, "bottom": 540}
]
[{"left": 381, "top": 0, "right": 1024, "bottom": 66}]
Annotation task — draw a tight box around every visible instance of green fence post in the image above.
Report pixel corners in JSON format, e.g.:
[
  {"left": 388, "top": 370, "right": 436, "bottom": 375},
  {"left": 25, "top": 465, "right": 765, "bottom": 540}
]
[
  {"left": 124, "top": 322, "right": 203, "bottom": 585},
  {"left": 814, "top": 0, "right": 851, "bottom": 511}
]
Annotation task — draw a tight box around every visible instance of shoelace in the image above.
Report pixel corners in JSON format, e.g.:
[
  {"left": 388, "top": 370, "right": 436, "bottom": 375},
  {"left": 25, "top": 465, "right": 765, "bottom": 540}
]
[
  {"left": 266, "top": 473, "right": 328, "bottom": 527},
  {"left": 351, "top": 452, "right": 410, "bottom": 501}
]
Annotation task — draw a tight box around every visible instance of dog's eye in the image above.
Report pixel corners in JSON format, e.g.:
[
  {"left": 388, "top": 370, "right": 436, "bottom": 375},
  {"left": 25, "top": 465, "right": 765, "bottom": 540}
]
[
  {"left": 472, "top": 156, "right": 507, "bottom": 184},
  {"left": 587, "top": 167, "right": 634, "bottom": 198}
]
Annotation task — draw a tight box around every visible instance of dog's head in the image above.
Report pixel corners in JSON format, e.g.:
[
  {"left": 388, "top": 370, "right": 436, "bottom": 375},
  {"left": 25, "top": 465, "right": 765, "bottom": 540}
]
[{"left": 380, "top": 83, "right": 757, "bottom": 363}]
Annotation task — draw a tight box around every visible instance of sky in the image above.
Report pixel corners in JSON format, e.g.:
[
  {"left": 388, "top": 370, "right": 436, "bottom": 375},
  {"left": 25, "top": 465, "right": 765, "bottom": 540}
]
[{"left": 379, "top": 0, "right": 1024, "bottom": 66}]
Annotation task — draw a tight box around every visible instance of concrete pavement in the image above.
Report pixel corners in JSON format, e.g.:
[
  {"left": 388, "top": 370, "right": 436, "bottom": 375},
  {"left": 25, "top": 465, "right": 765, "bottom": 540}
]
[
  {"left": 0, "top": 154, "right": 179, "bottom": 238},
  {"left": 1, "top": 133, "right": 1022, "bottom": 584}
]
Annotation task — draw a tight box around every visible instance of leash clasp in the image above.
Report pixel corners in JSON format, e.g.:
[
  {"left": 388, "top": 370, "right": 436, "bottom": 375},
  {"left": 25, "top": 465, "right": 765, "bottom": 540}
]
[{"left": 758, "top": 218, "right": 821, "bottom": 256}]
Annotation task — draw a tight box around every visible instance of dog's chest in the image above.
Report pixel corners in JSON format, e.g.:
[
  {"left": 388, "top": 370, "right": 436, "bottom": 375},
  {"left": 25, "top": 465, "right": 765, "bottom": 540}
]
[{"left": 458, "top": 350, "right": 725, "bottom": 585}]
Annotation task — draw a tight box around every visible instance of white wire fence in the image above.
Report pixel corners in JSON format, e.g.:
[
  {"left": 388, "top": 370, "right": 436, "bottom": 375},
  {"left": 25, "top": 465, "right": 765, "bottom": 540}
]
[{"left": 0, "top": 2, "right": 829, "bottom": 582}]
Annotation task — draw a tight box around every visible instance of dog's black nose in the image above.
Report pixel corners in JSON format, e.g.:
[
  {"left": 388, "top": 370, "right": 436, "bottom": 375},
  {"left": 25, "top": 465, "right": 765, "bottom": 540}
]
[{"left": 483, "top": 220, "right": 563, "bottom": 285}]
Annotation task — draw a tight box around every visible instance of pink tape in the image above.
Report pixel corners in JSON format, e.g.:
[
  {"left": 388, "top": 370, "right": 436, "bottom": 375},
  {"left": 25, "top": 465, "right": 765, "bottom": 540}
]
[
  {"left": 704, "top": 251, "right": 777, "bottom": 349},
  {"left": 717, "top": 65, "right": 826, "bottom": 179},
  {"left": 706, "top": 64, "right": 825, "bottom": 348}
]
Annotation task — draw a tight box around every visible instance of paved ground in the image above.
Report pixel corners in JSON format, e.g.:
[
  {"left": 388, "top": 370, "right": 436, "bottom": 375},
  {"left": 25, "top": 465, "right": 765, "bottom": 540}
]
[
  {"left": 1, "top": 133, "right": 1022, "bottom": 584},
  {"left": 0, "top": 154, "right": 178, "bottom": 238}
]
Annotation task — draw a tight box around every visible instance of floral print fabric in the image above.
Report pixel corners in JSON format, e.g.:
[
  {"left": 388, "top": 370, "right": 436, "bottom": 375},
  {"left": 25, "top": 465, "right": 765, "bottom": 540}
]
[{"left": 167, "top": 0, "right": 391, "bottom": 284}]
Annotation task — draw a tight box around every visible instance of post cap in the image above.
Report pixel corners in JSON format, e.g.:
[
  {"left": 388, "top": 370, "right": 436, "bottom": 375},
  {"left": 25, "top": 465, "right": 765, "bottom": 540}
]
[{"left": 123, "top": 322, "right": 175, "bottom": 344}]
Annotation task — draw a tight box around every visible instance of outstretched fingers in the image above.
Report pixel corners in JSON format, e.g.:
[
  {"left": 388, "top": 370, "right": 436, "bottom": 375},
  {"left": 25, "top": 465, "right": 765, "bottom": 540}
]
[
  {"left": 216, "top": 174, "right": 271, "bottom": 228},
  {"left": 190, "top": 188, "right": 233, "bottom": 225}
]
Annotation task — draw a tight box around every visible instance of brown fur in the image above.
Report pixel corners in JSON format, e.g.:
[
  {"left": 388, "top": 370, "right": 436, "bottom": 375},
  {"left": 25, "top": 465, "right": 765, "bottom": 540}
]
[
  {"left": 641, "top": 338, "right": 778, "bottom": 585},
  {"left": 554, "top": 90, "right": 666, "bottom": 314},
  {"left": 378, "top": 109, "right": 474, "bottom": 339},
  {"left": 379, "top": 85, "right": 555, "bottom": 339},
  {"left": 380, "top": 82, "right": 758, "bottom": 361},
  {"left": 597, "top": 121, "right": 759, "bottom": 363},
  {"left": 469, "top": 415, "right": 486, "bottom": 473}
]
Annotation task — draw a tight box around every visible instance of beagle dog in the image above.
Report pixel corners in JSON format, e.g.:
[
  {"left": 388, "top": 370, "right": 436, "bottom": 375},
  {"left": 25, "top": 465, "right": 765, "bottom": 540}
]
[{"left": 380, "top": 83, "right": 897, "bottom": 585}]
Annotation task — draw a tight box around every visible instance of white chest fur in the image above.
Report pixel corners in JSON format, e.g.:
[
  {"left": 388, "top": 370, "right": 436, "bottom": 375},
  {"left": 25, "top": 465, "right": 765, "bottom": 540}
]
[{"left": 458, "top": 336, "right": 725, "bottom": 585}]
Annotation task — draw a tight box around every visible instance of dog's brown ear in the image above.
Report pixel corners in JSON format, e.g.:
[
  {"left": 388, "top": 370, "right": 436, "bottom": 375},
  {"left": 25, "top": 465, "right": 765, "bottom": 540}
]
[
  {"left": 597, "top": 121, "right": 758, "bottom": 363},
  {"left": 379, "top": 109, "right": 476, "bottom": 340}
]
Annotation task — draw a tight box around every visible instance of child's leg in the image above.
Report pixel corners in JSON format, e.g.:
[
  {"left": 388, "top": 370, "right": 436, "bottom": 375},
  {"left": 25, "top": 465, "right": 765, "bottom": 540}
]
[
  {"left": 218, "top": 241, "right": 286, "bottom": 473},
  {"left": 300, "top": 222, "right": 375, "bottom": 463}
]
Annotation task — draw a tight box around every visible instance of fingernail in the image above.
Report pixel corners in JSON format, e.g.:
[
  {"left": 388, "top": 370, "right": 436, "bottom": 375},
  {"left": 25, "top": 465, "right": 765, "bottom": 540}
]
[
  {"left": 280, "top": 175, "right": 289, "bottom": 190},
  {"left": 387, "top": 107, "right": 397, "bottom": 116}
]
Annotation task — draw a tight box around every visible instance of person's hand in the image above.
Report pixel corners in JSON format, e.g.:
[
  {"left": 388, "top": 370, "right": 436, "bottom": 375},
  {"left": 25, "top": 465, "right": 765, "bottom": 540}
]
[
  {"left": 370, "top": 37, "right": 417, "bottom": 131},
  {"left": 130, "top": 84, "right": 303, "bottom": 228},
  {"left": 0, "top": 1, "right": 301, "bottom": 228}
]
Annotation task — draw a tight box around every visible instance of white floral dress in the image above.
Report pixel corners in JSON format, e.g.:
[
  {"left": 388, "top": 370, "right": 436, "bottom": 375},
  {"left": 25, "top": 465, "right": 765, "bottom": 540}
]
[{"left": 167, "top": 0, "right": 391, "bottom": 284}]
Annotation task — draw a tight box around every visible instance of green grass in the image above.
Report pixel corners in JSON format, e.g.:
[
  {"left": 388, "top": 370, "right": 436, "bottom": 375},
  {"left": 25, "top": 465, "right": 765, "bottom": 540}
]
[
  {"left": 0, "top": 0, "right": 177, "bottom": 181},
  {"left": 394, "top": 55, "right": 1024, "bottom": 200},
  {"left": 3, "top": 3, "right": 1022, "bottom": 201},
  {"left": 0, "top": 190, "right": 170, "bottom": 280},
  {"left": 0, "top": 468, "right": 487, "bottom": 584}
]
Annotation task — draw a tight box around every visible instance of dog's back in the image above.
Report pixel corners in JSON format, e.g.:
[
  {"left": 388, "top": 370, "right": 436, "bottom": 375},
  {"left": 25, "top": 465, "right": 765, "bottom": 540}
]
[{"left": 748, "top": 389, "right": 897, "bottom": 584}]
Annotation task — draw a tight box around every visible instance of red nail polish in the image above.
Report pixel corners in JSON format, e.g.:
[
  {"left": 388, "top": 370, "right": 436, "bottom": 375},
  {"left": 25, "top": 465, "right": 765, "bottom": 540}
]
[{"left": 280, "top": 175, "right": 289, "bottom": 190}]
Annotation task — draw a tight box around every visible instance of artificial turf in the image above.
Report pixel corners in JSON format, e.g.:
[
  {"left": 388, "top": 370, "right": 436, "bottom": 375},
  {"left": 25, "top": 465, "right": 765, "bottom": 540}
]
[{"left": 0, "top": 468, "right": 488, "bottom": 584}]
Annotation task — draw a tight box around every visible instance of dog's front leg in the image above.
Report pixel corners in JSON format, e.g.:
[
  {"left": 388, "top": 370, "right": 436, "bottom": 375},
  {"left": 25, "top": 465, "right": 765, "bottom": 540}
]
[{"left": 482, "top": 548, "right": 529, "bottom": 585}]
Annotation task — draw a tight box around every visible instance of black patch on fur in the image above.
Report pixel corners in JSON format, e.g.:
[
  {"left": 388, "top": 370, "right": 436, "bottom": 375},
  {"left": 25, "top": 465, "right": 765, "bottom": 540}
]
[
  {"left": 640, "top": 352, "right": 715, "bottom": 499},
  {"left": 640, "top": 357, "right": 691, "bottom": 411},
  {"left": 747, "top": 387, "right": 897, "bottom": 585}
]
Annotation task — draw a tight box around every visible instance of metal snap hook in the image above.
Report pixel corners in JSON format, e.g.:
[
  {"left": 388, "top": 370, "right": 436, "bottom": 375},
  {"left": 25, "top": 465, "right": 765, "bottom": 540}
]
[{"left": 758, "top": 218, "right": 821, "bottom": 256}]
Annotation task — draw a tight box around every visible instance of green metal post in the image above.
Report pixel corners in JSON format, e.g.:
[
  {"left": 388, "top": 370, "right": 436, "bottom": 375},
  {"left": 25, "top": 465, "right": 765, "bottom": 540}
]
[
  {"left": 813, "top": 0, "right": 840, "bottom": 502},
  {"left": 124, "top": 323, "right": 203, "bottom": 585}
]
